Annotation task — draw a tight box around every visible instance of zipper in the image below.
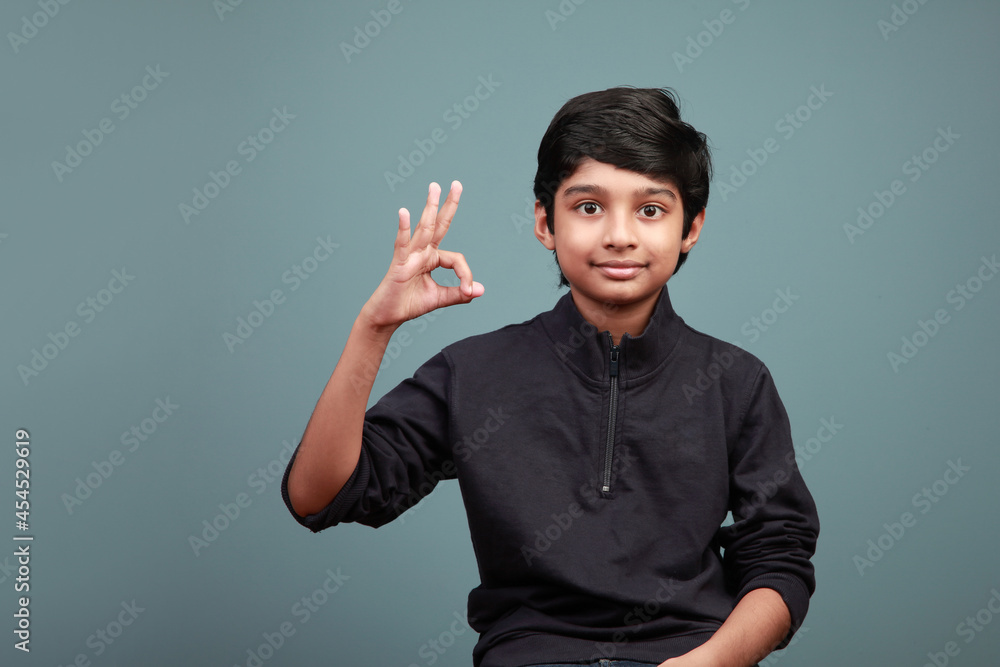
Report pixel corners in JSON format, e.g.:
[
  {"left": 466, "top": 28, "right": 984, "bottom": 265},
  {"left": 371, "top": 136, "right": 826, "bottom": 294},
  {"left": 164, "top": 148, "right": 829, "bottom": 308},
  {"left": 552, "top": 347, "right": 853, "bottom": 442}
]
[{"left": 601, "top": 339, "right": 620, "bottom": 493}]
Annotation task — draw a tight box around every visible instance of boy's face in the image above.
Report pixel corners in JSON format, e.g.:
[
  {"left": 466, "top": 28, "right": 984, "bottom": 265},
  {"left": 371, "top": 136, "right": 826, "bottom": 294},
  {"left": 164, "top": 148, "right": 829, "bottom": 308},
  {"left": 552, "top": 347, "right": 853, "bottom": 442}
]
[{"left": 534, "top": 158, "right": 704, "bottom": 316}]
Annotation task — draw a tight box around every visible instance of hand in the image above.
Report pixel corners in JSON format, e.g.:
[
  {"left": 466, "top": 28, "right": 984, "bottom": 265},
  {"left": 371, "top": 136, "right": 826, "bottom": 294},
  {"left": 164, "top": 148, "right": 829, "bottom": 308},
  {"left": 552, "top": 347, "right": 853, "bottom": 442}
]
[{"left": 362, "top": 181, "right": 484, "bottom": 331}]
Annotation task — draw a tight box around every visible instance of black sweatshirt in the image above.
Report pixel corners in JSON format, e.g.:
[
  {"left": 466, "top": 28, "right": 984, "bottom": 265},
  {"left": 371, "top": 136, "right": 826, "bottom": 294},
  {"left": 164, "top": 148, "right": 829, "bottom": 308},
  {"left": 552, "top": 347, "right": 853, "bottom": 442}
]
[{"left": 281, "top": 285, "right": 819, "bottom": 667}]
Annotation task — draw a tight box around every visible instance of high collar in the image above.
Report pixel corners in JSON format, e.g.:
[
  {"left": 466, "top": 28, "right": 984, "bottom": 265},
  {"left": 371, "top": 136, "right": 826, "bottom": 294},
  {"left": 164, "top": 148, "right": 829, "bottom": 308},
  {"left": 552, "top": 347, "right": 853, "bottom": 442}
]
[{"left": 539, "top": 284, "right": 683, "bottom": 381}]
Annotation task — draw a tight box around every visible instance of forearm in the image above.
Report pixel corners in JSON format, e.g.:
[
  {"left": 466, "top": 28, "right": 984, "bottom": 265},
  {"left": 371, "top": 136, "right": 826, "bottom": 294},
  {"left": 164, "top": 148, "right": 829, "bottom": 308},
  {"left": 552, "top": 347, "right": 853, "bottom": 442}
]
[
  {"left": 286, "top": 304, "right": 397, "bottom": 516},
  {"left": 663, "top": 588, "right": 790, "bottom": 667},
  {"left": 285, "top": 179, "right": 480, "bottom": 518}
]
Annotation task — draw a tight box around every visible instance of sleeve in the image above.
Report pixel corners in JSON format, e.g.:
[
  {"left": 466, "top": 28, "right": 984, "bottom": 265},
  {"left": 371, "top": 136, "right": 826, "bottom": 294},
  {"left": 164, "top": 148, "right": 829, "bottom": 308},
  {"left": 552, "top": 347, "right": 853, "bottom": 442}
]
[
  {"left": 280, "top": 350, "right": 456, "bottom": 533},
  {"left": 716, "top": 362, "right": 820, "bottom": 649}
]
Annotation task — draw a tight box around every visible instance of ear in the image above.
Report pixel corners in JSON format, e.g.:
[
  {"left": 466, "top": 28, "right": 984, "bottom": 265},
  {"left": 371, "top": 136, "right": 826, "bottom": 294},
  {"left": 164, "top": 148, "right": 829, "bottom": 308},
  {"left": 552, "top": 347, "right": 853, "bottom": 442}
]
[
  {"left": 534, "top": 200, "right": 555, "bottom": 250},
  {"left": 681, "top": 209, "right": 705, "bottom": 253}
]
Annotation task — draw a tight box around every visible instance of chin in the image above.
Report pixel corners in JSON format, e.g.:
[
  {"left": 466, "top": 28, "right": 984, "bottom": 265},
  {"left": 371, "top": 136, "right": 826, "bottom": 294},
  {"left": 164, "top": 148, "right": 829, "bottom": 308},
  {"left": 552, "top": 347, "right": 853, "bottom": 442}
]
[{"left": 573, "top": 283, "right": 647, "bottom": 303}]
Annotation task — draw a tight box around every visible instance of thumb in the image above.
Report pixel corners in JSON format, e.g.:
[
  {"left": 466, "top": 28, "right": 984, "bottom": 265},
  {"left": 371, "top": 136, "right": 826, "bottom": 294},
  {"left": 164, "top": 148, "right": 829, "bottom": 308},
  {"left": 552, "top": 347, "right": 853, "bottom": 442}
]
[{"left": 440, "top": 280, "right": 485, "bottom": 307}]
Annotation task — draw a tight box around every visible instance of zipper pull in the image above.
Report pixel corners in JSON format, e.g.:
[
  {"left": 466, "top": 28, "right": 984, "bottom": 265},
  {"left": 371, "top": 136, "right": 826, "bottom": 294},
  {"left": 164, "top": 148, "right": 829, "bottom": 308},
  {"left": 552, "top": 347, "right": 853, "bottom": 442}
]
[{"left": 610, "top": 344, "right": 619, "bottom": 377}]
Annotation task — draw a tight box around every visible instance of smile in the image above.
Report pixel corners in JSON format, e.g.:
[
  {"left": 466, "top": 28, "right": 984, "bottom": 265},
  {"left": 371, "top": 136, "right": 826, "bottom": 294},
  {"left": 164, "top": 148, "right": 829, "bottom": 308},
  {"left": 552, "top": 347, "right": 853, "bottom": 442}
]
[{"left": 595, "top": 262, "right": 644, "bottom": 279}]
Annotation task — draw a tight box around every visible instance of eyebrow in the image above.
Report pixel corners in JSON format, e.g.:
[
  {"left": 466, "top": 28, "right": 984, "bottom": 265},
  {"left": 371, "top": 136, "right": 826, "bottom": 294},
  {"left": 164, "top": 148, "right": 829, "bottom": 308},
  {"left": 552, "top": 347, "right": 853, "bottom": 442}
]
[{"left": 560, "top": 183, "right": 678, "bottom": 202}]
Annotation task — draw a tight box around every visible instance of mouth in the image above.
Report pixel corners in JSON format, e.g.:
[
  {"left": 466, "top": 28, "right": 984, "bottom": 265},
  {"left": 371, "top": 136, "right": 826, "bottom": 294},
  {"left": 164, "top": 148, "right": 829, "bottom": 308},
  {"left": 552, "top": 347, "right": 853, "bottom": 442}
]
[{"left": 595, "top": 261, "right": 645, "bottom": 280}]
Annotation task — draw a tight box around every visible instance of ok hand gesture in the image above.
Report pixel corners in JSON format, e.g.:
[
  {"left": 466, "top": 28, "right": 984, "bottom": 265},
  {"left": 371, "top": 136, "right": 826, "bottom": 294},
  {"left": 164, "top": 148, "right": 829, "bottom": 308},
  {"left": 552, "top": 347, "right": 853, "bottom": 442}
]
[{"left": 362, "top": 181, "right": 485, "bottom": 332}]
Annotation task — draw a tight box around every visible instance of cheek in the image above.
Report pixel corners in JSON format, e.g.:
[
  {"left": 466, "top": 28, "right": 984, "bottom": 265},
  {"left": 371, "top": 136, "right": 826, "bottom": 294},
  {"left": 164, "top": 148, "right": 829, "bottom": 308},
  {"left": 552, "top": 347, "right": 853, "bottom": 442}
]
[
  {"left": 656, "top": 225, "right": 687, "bottom": 252},
  {"left": 555, "top": 236, "right": 587, "bottom": 259}
]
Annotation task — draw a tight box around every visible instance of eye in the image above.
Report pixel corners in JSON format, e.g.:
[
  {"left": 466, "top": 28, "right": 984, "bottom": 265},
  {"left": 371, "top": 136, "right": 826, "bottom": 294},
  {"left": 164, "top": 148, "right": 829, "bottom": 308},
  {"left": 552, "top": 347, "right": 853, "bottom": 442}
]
[
  {"left": 641, "top": 204, "right": 664, "bottom": 218},
  {"left": 575, "top": 202, "right": 601, "bottom": 215}
]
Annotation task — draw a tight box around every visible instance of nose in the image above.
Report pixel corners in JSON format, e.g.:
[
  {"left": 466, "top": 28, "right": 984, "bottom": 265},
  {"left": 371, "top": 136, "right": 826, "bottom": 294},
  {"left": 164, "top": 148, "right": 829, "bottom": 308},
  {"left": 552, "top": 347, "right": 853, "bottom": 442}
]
[{"left": 602, "top": 208, "right": 638, "bottom": 248}]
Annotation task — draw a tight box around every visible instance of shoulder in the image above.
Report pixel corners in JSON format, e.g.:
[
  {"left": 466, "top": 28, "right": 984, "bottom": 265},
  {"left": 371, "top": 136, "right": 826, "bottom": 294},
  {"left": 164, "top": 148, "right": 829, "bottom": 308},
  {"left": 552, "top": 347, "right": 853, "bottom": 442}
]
[
  {"left": 668, "top": 317, "right": 788, "bottom": 420},
  {"left": 401, "top": 307, "right": 552, "bottom": 389},
  {"left": 670, "top": 322, "right": 794, "bottom": 449},
  {"left": 441, "top": 308, "right": 548, "bottom": 362},
  {"left": 675, "top": 318, "right": 766, "bottom": 379}
]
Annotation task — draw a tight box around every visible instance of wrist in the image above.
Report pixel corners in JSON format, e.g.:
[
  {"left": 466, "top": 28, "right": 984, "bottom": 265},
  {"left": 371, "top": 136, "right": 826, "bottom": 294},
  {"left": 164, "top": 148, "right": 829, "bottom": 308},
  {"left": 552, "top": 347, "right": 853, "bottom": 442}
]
[{"left": 357, "top": 302, "right": 400, "bottom": 340}]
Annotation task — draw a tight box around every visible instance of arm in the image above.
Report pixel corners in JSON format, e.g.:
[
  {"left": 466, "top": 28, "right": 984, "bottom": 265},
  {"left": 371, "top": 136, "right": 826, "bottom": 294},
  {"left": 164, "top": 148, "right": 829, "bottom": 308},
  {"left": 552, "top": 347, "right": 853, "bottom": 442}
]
[
  {"left": 285, "top": 180, "right": 484, "bottom": 517},
  {"left": 284, "top": 311, "right": 396, "bottom": 516},
  {"left": 680, "top": 363, "right": 818, "bottom": 665},
  {"left": 659, "top": 588, "right": 790, "bottom": 667}
]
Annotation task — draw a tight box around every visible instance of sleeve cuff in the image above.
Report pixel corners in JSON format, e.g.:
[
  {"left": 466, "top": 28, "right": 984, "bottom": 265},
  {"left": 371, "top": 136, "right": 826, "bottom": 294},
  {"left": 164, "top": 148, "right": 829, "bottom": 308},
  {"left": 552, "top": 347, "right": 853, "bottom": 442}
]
[
  {"left": 736, "top": 573, "right": 811, "bottom": 650},
  {"left": 280, "top": 440, "right": 368, "bottom": 533}
]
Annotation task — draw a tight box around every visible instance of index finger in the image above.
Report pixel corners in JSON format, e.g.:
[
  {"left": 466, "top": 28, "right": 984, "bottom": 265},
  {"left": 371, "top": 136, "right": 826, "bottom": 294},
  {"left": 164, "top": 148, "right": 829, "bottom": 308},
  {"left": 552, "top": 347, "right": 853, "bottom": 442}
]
[{"left": 429, "top": 180, "right": 463, "bottom": 248}]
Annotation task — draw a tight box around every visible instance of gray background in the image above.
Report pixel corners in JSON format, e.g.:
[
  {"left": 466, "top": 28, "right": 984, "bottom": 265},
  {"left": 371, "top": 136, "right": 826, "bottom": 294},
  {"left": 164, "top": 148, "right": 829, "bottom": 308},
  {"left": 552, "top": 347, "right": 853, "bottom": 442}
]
[{"left": 3, "top": 1, "right": 999, "bottom": 665}]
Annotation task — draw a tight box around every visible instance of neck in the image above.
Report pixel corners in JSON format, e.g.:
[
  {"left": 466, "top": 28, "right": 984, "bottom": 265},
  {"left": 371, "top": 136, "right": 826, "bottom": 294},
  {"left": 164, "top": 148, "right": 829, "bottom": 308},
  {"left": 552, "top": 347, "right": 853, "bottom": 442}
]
[{"left": 570, "top": 288, "right": 662, "bottom": 344}]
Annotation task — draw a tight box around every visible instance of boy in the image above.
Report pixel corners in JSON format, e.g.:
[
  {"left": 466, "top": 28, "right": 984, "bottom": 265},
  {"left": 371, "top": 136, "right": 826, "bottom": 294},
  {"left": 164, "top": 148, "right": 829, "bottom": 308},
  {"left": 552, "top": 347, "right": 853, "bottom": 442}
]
[{"left": 282, "top": 87, "right": 819, "bottom": 667}]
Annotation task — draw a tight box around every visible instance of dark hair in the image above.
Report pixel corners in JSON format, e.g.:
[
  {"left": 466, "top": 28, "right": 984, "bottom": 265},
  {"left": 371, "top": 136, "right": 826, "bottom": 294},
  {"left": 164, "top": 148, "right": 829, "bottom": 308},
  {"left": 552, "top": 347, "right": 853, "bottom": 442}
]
[{"left": 533, "top": 86, "right": 713, "bottom": 287}]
